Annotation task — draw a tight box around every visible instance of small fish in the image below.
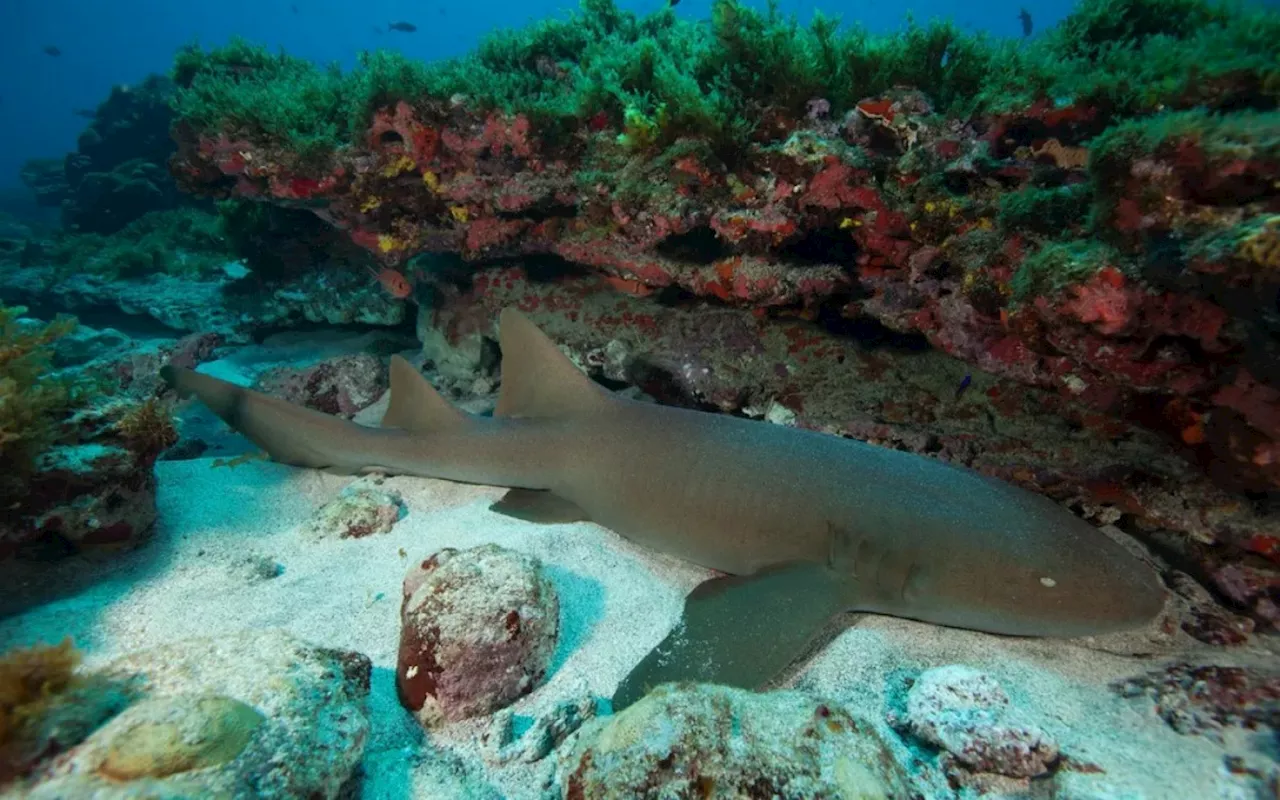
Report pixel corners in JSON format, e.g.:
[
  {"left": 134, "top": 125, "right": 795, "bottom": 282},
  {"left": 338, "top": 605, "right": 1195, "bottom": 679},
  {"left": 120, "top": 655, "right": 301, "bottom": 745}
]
[
  {"left": 42, "top": 45, "right": 62, "bottom": 57},
  {"left": 954, "top": 373, "right": 972, "bottom": 401},
  {"left": 1018, "top": 8, "right": 1033, "bottom": 37},
  {"left": 387, "top": 21, "right": 417, "bottom": 32},
  {"left": 365, "top": 264, "right": 414, "bottom": 299},
  {"left": 73, "top": 108, "right": 96, "bottom": 118},
  {"left": 291, "top": 3, "right": 299, "bottom": 13},
  {"left": 668, "top": 0, "right": 680, "bottom": 6}
]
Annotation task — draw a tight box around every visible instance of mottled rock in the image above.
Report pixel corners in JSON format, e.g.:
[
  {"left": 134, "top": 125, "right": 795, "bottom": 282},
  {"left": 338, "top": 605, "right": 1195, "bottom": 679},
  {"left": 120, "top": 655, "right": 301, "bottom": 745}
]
[
  {"left": 95, "top": 694, "right": 265, "bottom": 781},
  {"left": 558, "top": 684, "right": 914, "bottom": 799},
  {"left": 46, "top": 324, "right": 133, "bottom": 367},
  {"left": 302, "top": 477, "right": 405, "bottom": 540},
  {"left": 0, "top": 264, "right": 404, "bottom": 344},
  {"left": 417, "top": 313, "right": 500, "bottom": 395},
  {"left": 484, "top": 696, "right": 597, "bottom": 764},
  {"left": 397, "top": 544, "right": 558, "bottom": 727},
  {"left": 17, "top": 629, "right": 371, "bottom": 799},
  {"left": 1, "top": 442, "right": 159, "bottom": 560},
  {"left": 1114, "top": 663, "right": 1280, "bottom": 738},
  {"left": 257, "top": 353, "right": 388, "bottom": 418},
  {"left": 895, "top": 665, "right": 1059, "bottom": 782}
]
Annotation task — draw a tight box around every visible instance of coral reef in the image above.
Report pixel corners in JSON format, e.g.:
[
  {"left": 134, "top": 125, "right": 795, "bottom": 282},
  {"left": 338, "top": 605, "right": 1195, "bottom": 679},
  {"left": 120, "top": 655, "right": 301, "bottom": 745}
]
[
  {"left": 1115, "top": 662, "right": 1280, "bottom": 737},
  {"left": 160, "top": 0, "right": 1280, "bottom": 635},
  {"left": 21, "top": 76, "right": 181, "bottom": 235},
  {"left": 0, "top": 306, "right": 199, "bottom": 560},
  {"left": 0, "top": 640, "right": 133, "bottom": 784},
  {"left": 398, "top": 544, "right": 559, "bottom": 727}
]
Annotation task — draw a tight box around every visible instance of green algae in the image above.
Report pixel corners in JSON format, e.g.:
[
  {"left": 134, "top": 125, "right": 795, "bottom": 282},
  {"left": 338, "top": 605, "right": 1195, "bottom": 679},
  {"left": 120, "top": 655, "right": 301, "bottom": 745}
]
[
  {"left": 0, "top": 308, "right": 82, "bottom": 507},
  {"left": 169, "top": 0, "right": 1280, "bottom": 163},
  {"left": 1009, "top": 240, "right": 1126, "bottom": 300},
  {"left": 999, "top": 184, "right": 1094, "bottom": 238},
  {"left": 45, "top": 208, "right": 231, "bottom": 282}
]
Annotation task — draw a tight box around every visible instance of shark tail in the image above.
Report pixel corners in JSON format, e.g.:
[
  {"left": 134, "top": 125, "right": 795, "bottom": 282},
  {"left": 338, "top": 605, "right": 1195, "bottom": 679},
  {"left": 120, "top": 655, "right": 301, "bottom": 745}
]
[{"left": 161, "top": 365, "right": 378, "bottom": 472}]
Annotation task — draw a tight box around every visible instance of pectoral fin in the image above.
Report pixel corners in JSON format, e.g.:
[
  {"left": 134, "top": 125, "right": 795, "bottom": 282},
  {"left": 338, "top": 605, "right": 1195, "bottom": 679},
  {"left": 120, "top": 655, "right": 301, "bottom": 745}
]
[
  {"left": 611, "top": 562, "right": 856, "bottom": 711},
  {"left": 490, "top": 489, "right": 589, "bottom": 523}
]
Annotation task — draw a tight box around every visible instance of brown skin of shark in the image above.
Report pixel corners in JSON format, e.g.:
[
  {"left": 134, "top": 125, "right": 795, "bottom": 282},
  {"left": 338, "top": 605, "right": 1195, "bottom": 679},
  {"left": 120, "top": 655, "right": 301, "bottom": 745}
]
[{"left": 161, "top": 309, "right": 1167, "bottom": 705}]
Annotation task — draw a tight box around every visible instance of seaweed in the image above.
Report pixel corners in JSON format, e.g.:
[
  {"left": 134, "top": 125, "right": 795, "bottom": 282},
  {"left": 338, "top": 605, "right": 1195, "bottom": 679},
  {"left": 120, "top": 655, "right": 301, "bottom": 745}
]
[
  {"left": 45, "top": 208, "right": 231, "bottom": 281},
  {"left": 0, "top": 640, "right": 134, "bottom": 782},
  {"left": 167, "top": 0, "right": 1279, "bottom": 168},
  {"left": 0, "top": 307, "right": 80, "bottom": 507}
]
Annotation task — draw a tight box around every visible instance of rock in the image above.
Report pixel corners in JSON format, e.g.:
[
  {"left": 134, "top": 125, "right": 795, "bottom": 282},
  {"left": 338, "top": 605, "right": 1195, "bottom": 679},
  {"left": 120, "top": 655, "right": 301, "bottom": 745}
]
[
  {"left": 558, "top": 684, "right": 914, "bottom": 799},
  {"left": 484, "top": 696, "right": 597, "bottom": 764},
  {"left": 95, "top": 694, "right": 265, "bottom": 781},
  {"left": 227, "top": 553, "right": 285, "bottom": 583},
  {"left": 47, "top": 324, "right": 133, "bottom": 367},
  {"left": 257, "top": 353, "right": 388, "bottom": 418},
  {"left": 302, "top": 477, "right": 405, "bottom": 540},
  {"left": 417, "top": 314, "right": 500, "bottom": 395},
  {"left": 0, "top": 264, "right": 405, "bottom": 345},
  {"left": 1, "top": 441, "right": 160, "bottom": 560},
  {"left": 397, "top": 544, "right": 559, "bottom": 727},
  {"left": 17, "top": 629, "right": 371, "bottom": 799},
  {"left": 895, "top": 665, "right": 1059, "bottom": 783},
  {"left": 1114, "top": 663, "right": 1280, "bottom": 738}
]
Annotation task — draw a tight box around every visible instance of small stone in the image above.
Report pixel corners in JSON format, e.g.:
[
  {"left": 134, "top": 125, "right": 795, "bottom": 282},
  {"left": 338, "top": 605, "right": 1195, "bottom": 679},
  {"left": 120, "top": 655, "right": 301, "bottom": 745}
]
[
  {"left": 902, "top": 665, "right": 1059, "bottom": 780},
  {"left": 397, "top": 544, "right": 558, "bottom": 727},
  {"left": 228, "top": 554, "right": 285, "bottom": 583},
  {"left": 302, "top": 477, "right": 405, "bottom": 540}
]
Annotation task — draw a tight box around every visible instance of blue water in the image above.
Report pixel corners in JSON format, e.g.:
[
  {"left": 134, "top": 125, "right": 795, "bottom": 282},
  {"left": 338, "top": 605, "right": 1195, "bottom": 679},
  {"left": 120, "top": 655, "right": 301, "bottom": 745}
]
[{"left": 0, "top": 0, "right": 1098, "bottom": 197}]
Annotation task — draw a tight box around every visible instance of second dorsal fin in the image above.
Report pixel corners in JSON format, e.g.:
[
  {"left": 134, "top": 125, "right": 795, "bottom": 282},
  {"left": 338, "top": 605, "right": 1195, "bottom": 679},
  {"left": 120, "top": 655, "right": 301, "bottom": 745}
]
[
  {"left": 494, "top": 308, "right": 612, "bottom": 418},
  {"left": 381, "top": 355, "right": 469, "bottom": 432}
]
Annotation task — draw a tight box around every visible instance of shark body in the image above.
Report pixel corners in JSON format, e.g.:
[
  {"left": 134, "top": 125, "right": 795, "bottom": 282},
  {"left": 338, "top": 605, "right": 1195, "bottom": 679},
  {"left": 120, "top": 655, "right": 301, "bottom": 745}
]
[{"left": 163, "top": 308, "right": 1166, "bottom": 709}]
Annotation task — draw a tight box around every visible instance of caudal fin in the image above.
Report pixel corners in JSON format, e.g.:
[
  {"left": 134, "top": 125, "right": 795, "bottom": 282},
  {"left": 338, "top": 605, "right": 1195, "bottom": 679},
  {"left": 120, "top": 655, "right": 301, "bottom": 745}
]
[{"left": 161, "top": 365, "right": 373, "bottom": 471}]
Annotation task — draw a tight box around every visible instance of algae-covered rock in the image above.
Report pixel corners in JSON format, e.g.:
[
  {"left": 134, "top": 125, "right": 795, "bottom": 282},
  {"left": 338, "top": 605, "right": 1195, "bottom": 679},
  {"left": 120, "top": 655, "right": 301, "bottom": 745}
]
[
  {"left": 95, "top": 694, "right": 264, "bottom": 780},
  {"left": 15, "top": 629, "right": 371, "bottom": 799},
  {"left": 558, "top": 684, "right": 914, "bottom": 799}
]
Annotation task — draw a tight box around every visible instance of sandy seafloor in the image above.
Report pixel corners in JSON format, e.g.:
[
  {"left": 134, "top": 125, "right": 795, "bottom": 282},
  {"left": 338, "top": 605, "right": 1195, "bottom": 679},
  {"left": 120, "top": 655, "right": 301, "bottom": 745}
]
[{"left": 2, "top": 389, "right": 1278, "bottom": 798}]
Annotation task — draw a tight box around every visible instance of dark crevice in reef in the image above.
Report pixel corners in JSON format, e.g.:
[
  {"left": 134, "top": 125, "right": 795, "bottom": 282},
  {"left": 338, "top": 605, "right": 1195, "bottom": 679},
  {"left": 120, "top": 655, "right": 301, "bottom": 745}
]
[
  {"left": 376, "top": 130, "right": 405, "bottom": 148},
  {"left": 250, "top": 315, "right": 419, "bottom": 344},
  {"left": 655, "top": 226, "right": 732, "bottom": 265},
  {"left": 518, "top": 253, "right": 593, "bottom": 283},
  {"left": 495, "top": 203, "right": 579, "bottom": 222},
  {"left": 775, "top": 226, "right": 859, "bottom": 266},
  {"left": 814, "top": 302, "right": 931, "bottom": 353}
]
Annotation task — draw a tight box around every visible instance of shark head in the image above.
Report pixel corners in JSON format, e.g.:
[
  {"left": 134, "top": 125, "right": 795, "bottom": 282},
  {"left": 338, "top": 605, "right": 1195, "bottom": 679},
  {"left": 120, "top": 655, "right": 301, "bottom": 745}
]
[{"left": 849, "top": 484, "right": 1169, "bottom": 638}]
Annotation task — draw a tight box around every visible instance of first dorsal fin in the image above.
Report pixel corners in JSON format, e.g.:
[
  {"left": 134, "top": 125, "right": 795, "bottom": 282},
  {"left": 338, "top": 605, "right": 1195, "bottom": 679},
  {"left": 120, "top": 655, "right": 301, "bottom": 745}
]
[
  {"left": 381, "top": 354, "right": 469, "bottom": 432},
  {"left": 494, "top": 308, "right": 612, "bottom": 418}
]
